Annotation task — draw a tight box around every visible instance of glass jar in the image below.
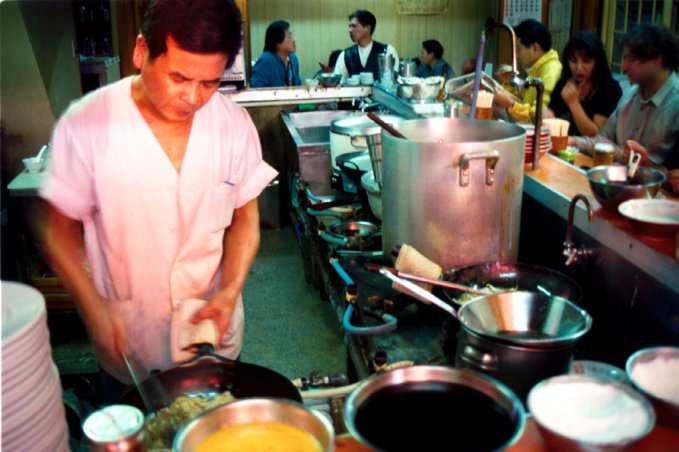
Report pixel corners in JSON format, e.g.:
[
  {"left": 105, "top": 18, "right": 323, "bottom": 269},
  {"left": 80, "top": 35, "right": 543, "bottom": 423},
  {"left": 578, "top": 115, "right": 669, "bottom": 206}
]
[{"left": 593, "top": 143, "right": 616, "bottom": 167}]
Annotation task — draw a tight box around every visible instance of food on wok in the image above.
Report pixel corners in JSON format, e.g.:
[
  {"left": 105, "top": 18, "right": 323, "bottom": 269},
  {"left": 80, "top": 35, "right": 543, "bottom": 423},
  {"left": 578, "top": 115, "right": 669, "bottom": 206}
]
[
  {"left": 455, "top": 284, "right": 518, "bottom": 305},
  {"left": 146, "top": 391, "right": 235, "bottom": 449}
]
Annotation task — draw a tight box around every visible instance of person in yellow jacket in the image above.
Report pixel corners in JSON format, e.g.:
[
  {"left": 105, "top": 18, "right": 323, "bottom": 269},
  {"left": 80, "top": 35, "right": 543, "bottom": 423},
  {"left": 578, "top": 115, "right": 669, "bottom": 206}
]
[{"left": 494, "top": 19, "right": 562, "bottom": 124}]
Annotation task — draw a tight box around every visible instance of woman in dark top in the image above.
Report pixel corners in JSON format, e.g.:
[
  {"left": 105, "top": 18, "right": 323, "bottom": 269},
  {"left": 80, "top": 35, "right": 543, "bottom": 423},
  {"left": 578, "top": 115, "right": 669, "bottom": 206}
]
[{"left": 549, "top": 32, "right": 622, "bottom": 136}]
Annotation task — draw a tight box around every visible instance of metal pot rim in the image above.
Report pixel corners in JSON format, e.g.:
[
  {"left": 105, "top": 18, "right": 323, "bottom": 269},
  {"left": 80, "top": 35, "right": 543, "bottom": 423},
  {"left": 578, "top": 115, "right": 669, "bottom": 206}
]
[
  {"left": 344, "top": 365, "right": 525, "bottom": 450},
  {"left": 457, "top": 291, "right": 592, "bottom": 348}
]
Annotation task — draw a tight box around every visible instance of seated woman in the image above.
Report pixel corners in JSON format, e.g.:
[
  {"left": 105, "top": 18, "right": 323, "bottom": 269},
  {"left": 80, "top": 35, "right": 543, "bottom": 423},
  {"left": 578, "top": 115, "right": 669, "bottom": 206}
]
[{"left": 548, "top": 32, "right": 622, "bottom": 136}]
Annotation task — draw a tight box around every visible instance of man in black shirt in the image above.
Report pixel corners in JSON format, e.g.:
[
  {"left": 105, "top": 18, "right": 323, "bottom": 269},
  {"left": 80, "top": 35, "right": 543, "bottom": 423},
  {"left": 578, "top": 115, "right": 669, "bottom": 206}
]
[{"left": 332, "top": 10, "right": 399, "bottom": 83}]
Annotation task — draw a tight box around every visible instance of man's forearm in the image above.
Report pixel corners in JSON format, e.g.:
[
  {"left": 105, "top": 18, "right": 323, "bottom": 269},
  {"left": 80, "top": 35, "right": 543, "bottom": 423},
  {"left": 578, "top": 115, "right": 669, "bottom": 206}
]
[
  {"left": 39, "top": 201, "right": 105, "bottom": 329},
  {"left": 219, "top": 199, "right": 261, "bottom": 298}
]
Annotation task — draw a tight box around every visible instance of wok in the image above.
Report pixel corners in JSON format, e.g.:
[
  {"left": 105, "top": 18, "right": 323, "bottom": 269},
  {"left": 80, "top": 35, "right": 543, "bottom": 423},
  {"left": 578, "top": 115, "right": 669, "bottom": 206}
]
[
  {"left": 440, "top": 262, "right": 582, "bottom": 306},
  {"left": 118, "top": 344, "right": 301, "bottom": 411}
]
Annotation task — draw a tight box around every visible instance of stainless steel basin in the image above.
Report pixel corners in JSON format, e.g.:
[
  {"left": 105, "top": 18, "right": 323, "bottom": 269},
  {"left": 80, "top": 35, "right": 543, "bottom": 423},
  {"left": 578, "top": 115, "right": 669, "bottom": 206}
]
[{"left": 282, "top": 110, "right": 355, "bottom": 195}]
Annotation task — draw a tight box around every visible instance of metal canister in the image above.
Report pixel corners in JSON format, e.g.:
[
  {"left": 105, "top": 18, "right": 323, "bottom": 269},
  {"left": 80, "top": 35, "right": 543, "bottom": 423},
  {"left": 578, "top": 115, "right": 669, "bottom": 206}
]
[
  {"left": 593, "top": 143, "right": 616, "bottom": 167},
  {"left": 83, "top": 404, "right": 147, "bottom": 451}
]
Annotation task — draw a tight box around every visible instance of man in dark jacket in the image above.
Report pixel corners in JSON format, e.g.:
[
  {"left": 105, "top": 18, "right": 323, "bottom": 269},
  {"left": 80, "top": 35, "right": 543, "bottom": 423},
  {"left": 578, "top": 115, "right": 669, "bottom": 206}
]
[{"left": 332, "top": 10, "right": 399, "bottom": 83}]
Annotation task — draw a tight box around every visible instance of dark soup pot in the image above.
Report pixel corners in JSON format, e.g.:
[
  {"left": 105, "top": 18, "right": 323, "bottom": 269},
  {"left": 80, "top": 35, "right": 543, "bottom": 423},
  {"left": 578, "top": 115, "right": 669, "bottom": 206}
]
[{"left": 344, "top": 365, "right": 525, "bottom": 451}]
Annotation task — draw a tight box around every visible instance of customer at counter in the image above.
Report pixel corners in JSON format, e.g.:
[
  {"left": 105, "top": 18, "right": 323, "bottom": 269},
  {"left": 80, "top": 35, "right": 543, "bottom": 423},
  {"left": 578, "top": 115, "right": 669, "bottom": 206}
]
[
  {"left": 416, "top": 39, "right": 455, "bottom": 79},
  {"left": 494, "top": 19, "right": 562, "bottom": 124},
  {"left": 571, "top": 23, "right": 679, "bottom": 165},
  {"left": 250, "top": 20, "right": 301, "bottom": 88},
  {"left": 333, "top": 9, "right": 399, "bottom": 82},
  {"left": 547, "top": 32, "right": 622, "bottom": 136},
  {"left": 38, "top": 0, "right": 277, "bottom": 401}
]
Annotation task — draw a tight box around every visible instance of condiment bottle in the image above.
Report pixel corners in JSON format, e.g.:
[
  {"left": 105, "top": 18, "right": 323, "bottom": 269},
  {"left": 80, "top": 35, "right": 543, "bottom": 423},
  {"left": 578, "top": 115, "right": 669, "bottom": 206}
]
[
  {"left": 593, "top": 143, "right": 616, "bottom": 167},
  {"left": 83, "top": 404, "right": 147, "bottom": 451}
]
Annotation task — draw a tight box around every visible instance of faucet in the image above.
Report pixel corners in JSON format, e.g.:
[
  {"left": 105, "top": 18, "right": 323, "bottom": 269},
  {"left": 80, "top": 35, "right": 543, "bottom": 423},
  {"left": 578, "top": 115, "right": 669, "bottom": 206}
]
[
  {"left": 522, "top": 77, "right": 545, "bottom": 170},
  {"left": 563, "top": 194, "right": 595, "bottom": 266}
]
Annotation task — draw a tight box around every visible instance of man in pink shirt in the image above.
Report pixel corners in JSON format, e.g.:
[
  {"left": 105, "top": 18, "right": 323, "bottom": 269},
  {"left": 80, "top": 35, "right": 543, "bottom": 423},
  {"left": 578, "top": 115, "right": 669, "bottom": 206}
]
[{"left": 39, "top": 0, "right": 277, "bottom": 401}]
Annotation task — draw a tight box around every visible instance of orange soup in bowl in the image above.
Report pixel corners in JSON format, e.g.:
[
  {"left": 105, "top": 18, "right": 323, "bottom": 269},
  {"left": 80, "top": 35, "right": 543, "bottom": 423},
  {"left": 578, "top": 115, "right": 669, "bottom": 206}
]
[{"left": 195, "top": 421, "right": 323, "bottom": 452}]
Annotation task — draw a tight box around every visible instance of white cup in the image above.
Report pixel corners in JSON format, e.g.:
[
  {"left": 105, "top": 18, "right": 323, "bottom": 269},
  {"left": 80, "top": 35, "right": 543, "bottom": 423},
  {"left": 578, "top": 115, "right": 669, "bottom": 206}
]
[{"left": 359, "top": 72, "right": 374, "bottom": 85}]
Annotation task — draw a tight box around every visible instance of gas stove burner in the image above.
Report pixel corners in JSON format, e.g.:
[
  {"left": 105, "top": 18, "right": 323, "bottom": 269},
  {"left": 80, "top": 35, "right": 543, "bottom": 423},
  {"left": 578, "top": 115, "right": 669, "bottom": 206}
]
[{"left": 321, "top": 219, "right": 382, "bottom": 252}]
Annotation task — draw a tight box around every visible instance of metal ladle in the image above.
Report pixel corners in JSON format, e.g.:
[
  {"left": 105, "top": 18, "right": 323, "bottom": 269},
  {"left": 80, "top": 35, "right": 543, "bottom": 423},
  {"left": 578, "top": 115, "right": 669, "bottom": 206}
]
[{"left": 379, "top": 268, "right": 459, "bottom": 320}]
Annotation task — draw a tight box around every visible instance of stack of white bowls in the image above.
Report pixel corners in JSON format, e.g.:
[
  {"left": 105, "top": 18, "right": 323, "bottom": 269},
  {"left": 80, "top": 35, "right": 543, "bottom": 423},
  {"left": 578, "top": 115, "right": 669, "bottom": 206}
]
[{"left": 2, "top": 281, "right": 69, "bottom": 451}]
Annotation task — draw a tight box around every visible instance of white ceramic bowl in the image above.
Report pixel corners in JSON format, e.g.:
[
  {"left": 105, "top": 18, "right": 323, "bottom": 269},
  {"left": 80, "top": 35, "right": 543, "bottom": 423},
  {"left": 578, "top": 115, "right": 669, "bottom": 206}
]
[
  {"left": 618, "top": 199, "right": 679, "bottom": 238},
  {"left": 528, "top": 374, "right": 655, "bottom": 451},
  {"left": 626, "top": 346, "right": 679, "bottom": 429},
  {"left": 304, "top": 78, "right": 319, "bottom": 87},
  {"left": 22, "top": 157, "right": 43, "bottom": 173}
]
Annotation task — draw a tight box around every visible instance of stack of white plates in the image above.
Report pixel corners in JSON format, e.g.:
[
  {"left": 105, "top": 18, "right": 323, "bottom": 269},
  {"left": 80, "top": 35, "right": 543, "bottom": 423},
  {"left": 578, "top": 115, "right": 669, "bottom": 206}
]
[{"left": 2, "top": 281, "right": 69, "bottom": 451}]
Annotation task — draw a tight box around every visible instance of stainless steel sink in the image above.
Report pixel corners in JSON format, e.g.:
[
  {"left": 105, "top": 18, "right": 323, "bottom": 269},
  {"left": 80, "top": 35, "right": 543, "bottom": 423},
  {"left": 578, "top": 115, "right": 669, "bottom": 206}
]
[{"left": 282, "top": 110, "right": 356, "bottom": 195}]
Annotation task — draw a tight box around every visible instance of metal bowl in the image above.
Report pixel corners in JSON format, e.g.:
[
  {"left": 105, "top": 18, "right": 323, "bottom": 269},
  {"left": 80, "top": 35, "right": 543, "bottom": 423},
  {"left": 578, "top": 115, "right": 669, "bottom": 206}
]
[
  {"left": 528, "top": 374, "right": 655, "bottom": 451},
  {"left": 570, "top": 360, "right": 628, "bottom": 385},
  {"left": 457, "top": 292, "right": 592, "bottom": 348},
  {"left": 586, "top": 165, "right": 665, "bottom": 212},
  {"left": 173, "top": 398, "right": 334, "bottom": 452},
  {"left": 396, "top": 82, "right": 440, "bottom": 102},
  {"left": 318, "top": 73, "right": 341, "bottom": 87},
  {"left": 626, "top": 346, "right": 679, "bottom": 429},
  {"left": 441, "top": 261, "right": 582, "bottom": 307},
  {"left": 344, "top": 366, "right": 525, "bottom": 451}
]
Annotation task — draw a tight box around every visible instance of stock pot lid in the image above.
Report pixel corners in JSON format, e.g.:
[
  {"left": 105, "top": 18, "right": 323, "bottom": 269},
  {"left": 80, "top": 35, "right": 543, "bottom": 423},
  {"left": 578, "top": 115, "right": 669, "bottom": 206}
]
[{"left": 330, "top": 114, "right": 403, "bottom": 137}]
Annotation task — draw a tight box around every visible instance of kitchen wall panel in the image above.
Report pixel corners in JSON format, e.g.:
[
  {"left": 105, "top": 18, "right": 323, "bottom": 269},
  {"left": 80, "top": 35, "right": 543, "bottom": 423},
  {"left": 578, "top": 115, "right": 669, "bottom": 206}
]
[{"left": 248, "top": 0, "right": 498, "bottom": 80}]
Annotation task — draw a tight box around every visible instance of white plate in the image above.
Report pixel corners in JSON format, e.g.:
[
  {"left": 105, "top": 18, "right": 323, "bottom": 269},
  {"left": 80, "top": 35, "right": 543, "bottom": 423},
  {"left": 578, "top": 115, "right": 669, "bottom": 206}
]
[
  {"left": 1, "top": 318, "right": 49, "bottom": 358},
  {"left": 1, "top": 282, "right": 46, "bottom": 345}
]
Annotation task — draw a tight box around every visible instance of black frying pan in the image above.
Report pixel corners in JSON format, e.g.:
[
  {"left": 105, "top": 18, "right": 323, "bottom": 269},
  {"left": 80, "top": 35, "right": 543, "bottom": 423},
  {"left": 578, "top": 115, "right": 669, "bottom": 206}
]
[{"left": 118, "top": 344, "right": 301, "bottom": 411}]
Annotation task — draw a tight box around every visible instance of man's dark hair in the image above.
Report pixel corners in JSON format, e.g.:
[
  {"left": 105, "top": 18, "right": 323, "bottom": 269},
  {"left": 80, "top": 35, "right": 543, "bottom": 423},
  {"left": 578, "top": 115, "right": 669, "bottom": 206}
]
[
  {"left": 561, "top": 31, "right": 615, "bottom": 88},
  {"left": 514, "top": 19, "right": 552, "bottom": 52},
  {"left": 349, "top": 10, "right": 377, "bottom": 36},
  {"left": 264, "top": 20, "right": 290, "bottom": 53},
  {"left": 141, "top": 0, "right": 242, "bottom": 68},
  {"left": 422, "top": 40, "right": 444, "bottom": 59},
  {"left": 622, "top": 23, "right": 678, "bottom": 71}
]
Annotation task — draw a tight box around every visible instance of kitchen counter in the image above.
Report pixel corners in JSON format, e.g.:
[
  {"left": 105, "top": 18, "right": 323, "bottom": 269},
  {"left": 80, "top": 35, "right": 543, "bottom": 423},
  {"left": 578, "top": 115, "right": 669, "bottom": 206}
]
[{"left": 524, "top": 152, "right": 678, "bottom": 290}]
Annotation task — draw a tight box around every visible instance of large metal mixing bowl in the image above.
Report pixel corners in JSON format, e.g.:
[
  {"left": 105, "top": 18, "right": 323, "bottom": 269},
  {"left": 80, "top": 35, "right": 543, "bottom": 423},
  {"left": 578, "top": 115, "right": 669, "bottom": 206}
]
[
  {"left": 457, "top": 291, "right": 592, "bottom": 348},
  {"left": 396, "top": 78, "right": 442, "bottom": 102},
  {"left": 586, "top": 165, "right": 665, "bottom": 212}
]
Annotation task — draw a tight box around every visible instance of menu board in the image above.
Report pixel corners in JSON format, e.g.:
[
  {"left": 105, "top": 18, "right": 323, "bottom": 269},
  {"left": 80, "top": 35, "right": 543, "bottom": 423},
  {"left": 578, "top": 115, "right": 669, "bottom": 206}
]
[
  {"left": 503, "top": 0, "right": 542, "bottom": 27},
  {"left": 396, "top": 0, "right": 448, "bottom": 15}
]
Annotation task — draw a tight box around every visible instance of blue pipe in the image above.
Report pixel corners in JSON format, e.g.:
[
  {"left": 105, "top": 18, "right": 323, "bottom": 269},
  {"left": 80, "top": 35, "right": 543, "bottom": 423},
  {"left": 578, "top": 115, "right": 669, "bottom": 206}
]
[
  {"left": 342, "top": 304, "right": 398, "bottom": 336},
  {"left": 330, "top": 258, "right": 354, "bottom": 286}
]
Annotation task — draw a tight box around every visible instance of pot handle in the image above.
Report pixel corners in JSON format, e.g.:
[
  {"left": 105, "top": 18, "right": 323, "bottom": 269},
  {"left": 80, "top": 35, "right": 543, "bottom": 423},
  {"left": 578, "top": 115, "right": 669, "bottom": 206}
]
[
  {"left": 459, "top": 150, "right": 500, "bottom": 187},
  {"left": 458, "top": 344, "right": 499, "bottom": 372}
]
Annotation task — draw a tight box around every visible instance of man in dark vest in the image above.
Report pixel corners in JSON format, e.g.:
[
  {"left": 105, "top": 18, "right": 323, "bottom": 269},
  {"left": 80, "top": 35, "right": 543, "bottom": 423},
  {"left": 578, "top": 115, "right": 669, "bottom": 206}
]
[{"left": 332, "top": 10, "right": 399, "bottom": 83}]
